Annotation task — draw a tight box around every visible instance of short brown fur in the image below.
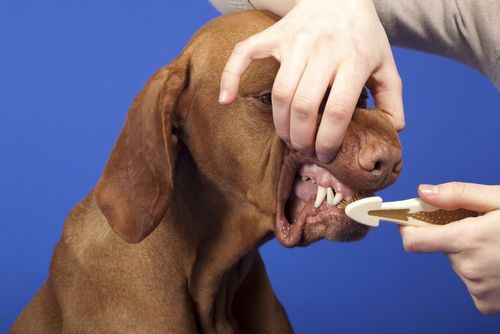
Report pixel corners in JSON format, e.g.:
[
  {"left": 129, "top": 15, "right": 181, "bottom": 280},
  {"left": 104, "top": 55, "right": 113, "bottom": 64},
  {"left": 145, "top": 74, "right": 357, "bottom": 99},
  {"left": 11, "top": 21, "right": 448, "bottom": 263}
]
[{"left": 11, "top": 11, "right": 401, "bottom": 333}]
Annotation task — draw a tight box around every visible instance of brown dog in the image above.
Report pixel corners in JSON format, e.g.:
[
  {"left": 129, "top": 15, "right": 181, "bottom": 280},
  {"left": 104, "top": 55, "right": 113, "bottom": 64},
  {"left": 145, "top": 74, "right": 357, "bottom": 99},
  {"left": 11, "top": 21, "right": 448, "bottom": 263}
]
[{"left": 11, "top": 11, "right": 402, "bottom": 333}]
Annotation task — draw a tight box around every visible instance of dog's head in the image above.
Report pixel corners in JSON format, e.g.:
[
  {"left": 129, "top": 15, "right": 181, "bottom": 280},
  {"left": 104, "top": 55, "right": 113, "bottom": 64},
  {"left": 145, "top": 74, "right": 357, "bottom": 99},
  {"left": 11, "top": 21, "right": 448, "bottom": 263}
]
[{"left": 95, "top": 11, "right": 402, "bottom": 246}]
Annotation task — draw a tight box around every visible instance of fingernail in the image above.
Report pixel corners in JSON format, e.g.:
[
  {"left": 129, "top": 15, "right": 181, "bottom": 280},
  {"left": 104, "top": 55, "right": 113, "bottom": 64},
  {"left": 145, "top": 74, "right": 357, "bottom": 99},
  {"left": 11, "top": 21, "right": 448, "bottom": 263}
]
[
  {"left": 219, "top": 89, "right": 229, "bottom": 104},
  {"left": 318, "top": 154, "right": 332, "bottom": 164},
  {"left": 419, "top": 184, "right": 438, "bottom": 196}
]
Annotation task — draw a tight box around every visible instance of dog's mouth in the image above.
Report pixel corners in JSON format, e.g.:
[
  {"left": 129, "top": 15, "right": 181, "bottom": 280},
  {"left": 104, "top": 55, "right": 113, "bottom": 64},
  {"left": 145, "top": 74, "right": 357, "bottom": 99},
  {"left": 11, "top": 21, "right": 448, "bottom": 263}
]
[{"left": 276, "top": 156, "right": 371, "bottom": 247}]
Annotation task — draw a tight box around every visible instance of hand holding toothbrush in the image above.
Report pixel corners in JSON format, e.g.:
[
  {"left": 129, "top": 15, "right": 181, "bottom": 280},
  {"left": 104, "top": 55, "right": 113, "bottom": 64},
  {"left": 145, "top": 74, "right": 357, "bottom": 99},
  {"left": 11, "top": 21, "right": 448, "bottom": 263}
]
[{"left": 400, "top": 182, "right": 500, "bottom": 315}]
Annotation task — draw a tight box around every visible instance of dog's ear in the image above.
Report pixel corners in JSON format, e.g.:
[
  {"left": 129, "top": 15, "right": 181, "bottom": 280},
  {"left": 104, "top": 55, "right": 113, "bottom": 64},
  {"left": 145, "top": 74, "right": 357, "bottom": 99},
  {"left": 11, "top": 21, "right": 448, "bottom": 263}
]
[{"left": 95, "top": 62, "right": 187, "bottom": 243}]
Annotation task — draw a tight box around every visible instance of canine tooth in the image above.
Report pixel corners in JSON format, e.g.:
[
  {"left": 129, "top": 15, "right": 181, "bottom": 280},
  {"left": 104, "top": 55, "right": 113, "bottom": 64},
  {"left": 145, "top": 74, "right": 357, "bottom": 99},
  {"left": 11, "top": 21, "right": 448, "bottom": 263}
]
[
  {"left": 333, "top": 191, "right": 343, "bottom": 205},
  {"left": 314, "top": 186, "right": 327, "bottom": 208},
  {"left": 301, "top": 175, "right": 307, "bottom": 181},
  {"left": 326, "top": 187, "right": 335, "bottom": 205}
]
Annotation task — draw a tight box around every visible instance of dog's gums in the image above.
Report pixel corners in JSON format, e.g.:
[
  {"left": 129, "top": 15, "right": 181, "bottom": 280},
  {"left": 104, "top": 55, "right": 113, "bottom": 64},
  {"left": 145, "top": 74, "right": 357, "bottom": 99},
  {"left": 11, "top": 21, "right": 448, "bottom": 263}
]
[
  {"left": 296, "top": 164, "right": 356, "bottom": 207},
  {"left": 276, "top": 155, "right": 372, "bottom": 247}
]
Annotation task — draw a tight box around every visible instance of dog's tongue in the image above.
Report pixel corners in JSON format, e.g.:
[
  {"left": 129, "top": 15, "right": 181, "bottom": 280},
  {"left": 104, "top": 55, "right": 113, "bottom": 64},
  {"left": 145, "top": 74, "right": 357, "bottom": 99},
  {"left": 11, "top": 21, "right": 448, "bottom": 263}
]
[
  {"left": 279, "top": 163, "right": 359, "bottom": 246},
  {"left": 287, "top": 192, "right": 317, "bottom": 224},
  {"left": 286, "top": 164, "right": 353, "bottom": 225},
  {"left": 293, "top": 176, "right": 317, "bottom": 203}
]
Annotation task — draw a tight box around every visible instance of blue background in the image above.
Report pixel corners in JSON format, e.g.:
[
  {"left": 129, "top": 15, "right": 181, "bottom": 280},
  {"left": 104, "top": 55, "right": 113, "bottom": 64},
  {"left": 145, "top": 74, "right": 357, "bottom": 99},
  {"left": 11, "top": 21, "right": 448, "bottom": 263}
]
[{"left": 1, "top": 0, "right": 499, "bottom": 332}]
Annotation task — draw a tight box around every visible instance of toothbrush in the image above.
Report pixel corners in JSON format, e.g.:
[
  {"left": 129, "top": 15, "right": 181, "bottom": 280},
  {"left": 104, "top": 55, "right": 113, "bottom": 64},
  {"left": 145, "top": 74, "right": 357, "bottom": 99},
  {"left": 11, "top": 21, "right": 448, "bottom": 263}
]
[{"left": 344, "top": 196, "right": 480, "bottom": 227}]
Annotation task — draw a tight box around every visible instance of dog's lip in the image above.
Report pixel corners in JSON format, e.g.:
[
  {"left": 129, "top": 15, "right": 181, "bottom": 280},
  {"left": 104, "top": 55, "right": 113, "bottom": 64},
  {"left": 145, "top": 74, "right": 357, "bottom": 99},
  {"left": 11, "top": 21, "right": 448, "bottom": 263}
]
[
  {"left": 275, "top": 153, "right": 368, "bottom": 247},
  {"left": 276, "top": 156, "right": 305, "bottom": 247}
]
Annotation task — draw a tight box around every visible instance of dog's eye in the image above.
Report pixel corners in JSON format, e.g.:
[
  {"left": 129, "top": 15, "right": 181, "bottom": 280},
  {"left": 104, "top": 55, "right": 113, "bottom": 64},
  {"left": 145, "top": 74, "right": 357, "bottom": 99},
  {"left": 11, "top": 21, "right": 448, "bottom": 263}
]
[{"left": 257, "top": 93, "right": 272, "bottom": 106}]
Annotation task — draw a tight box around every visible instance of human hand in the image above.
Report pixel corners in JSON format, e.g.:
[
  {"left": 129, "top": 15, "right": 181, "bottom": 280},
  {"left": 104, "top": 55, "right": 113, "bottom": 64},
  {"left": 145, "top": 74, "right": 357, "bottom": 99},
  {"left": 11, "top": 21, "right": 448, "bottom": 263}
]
[
  {"left": 219, "top": 0, "right": 404, "bottom": 162},
  {"left": 400, "top": 182, "right": 500, "bottom": 315}
]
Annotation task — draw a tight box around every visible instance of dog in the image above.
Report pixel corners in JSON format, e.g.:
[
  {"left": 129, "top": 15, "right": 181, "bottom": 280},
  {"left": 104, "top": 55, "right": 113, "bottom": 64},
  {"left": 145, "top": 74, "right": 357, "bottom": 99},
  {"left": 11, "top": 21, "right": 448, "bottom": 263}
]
[{"left": 11, "top": 10, "right": 402, "bottom": 333}]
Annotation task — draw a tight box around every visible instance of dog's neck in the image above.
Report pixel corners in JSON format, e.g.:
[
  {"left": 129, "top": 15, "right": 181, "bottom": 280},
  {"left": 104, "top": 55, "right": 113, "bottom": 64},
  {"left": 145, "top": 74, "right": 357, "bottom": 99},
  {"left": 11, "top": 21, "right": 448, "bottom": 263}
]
[{"left": 166, "top": 149, "right": 274, "bottom": 331}]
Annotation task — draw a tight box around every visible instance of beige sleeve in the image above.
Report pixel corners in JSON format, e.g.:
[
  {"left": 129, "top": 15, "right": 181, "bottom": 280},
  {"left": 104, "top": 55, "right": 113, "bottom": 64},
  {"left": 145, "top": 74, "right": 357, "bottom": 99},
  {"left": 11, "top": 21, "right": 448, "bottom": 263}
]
[
  {"left": 209, "top": 0, "right": 254, "bottom": 13},
  {"left": 373, "top": 0, "right": 499, "bottom": 90},
  {"left": 209, "top": 0, "right": 499, "bottom": 89}
]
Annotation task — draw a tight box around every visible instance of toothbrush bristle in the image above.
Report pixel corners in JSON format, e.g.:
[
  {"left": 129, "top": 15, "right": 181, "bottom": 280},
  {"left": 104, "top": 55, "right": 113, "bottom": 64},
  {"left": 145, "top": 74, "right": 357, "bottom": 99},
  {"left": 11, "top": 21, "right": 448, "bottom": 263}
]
[{"left": 337, "top": 194, "right": 364, "bottom": 209}]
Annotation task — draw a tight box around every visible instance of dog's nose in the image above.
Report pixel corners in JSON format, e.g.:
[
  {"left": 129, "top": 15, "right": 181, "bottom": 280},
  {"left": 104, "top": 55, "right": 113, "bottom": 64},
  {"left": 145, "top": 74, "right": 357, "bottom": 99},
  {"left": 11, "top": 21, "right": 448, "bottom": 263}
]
[{"left": 358, "top": 142, "right": 402, "bottom": 184}]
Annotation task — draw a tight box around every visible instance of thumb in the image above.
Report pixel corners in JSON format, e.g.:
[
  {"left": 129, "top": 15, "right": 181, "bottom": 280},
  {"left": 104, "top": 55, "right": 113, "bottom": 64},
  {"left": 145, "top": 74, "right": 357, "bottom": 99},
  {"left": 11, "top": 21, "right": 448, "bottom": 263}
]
[{"left": 418, "top": 182, "right": 500, "bottom": 212}]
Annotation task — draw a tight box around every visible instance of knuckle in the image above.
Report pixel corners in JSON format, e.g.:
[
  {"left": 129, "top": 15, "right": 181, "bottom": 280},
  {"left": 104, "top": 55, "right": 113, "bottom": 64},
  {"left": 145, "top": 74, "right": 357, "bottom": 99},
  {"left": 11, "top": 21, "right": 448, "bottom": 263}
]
[
  {"left": 470, "top": 282, "right": 489, "bottom": 300},
  {"left": 233, "top": 40, "right": 250, "bottom": 54},
  {"left": 354, "top": 53, "right": 370, "bottom": 67},
  {"left": 375, "top": 67, "right": 402, "bottom": 91},
  {"left": 402, "top": 236, "right": 417, "bottom": 253},
  {"left": 272, "top": 84, "right": 294, "bottom": 105},
  {"left": 293, "top": 31, "right": 312, "bottom": 45},
  {"left": 321, "top": 32, "right": 336, "bottom": 45},
  {"left": 466, "top": 225, "right": 486, "bottom": 248},
  {"left": 385, "top": 71, "right": 403, "bottom": 89},
  {"left": 342, "top": 61, "right": 367, "bottom": 82},
  {"left": 457, "top": 262, "right": 482, "bottom": 281},
  {"left": 292, "top": 96, "right": 316, "bottom": 121},
  {"left": 455, "top": 237, "right": 474, "bottom": 254},
  {"left": 474, "top": 299, "right": 499, "bottom": 315},
  {"left": 351, "top": 43, "right": 371, "bottom": 61},
  {"left": 450, "top": 182, "right": 467, "bottom": 202},
  {"left": 394, "top": 74, "right": 403, "bottom": 89},
  {"left": 290, "top": 134, "right": 313, "bottom": 153},
  {"left": 451, "top": 221, "right": 479, "bottom": 251},
  {"left": 290, "top": 139, "right": 310, "bottom": 154},
  {"left": 326, "top": 102, "right": 352, "bottom": 123},
  {"left": 315, "top": 138, "right": 334, "bottom": 153},
  {"left": 275, "top": 129, "right": 290, "bottom": 142}
]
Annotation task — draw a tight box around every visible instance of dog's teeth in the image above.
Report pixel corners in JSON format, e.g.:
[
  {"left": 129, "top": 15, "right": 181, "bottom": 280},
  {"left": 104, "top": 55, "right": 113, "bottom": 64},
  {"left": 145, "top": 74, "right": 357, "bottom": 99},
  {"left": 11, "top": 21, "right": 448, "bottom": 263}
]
[
  {"left": 301, "top": 175, "right": 307, "bottom": 181},
  {"left": 314, "top": 186, "right": 327, "bottom": 208},
  {"left": 333, "top": 191, "right": 343, "bottom": 205},
  {"left": 326, "top": 187, "right": 335, "bottom": 205},
  {"left": 311, "top": 179, "right": 316, "bottom": 184}
]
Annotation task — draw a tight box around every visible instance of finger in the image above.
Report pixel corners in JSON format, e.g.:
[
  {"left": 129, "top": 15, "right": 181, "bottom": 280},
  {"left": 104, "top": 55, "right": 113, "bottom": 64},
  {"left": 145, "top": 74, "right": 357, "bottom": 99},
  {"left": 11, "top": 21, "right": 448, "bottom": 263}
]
[
  {"left": 220, "top": 35, "right": 274, "bottom": 105},
  {"left": 418, "top": 182, "right": 500, "bottom": 212},
  {"left": 470, "top": 295, "right": 500, "bottom": 315},
  {"left": 271, "top": 45, "right": 308, "bottom": 147},
  {"left": 449, "top": 255, "right": 483, "bottom": 283},
  {"left": 368, "top": 64, "right": 405, "bottom": 131},
  {"left": 399, "top": 222, "right": 472, "bottom": 254},
  {"left": 449, "top": 263, "right": 486, "bottom": 306},
  {"left": 289, "top": 57, "right": 335, "bottom": 156},
  {"left": 316, "top": 63, "right": 366, "bottom": 162}
]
